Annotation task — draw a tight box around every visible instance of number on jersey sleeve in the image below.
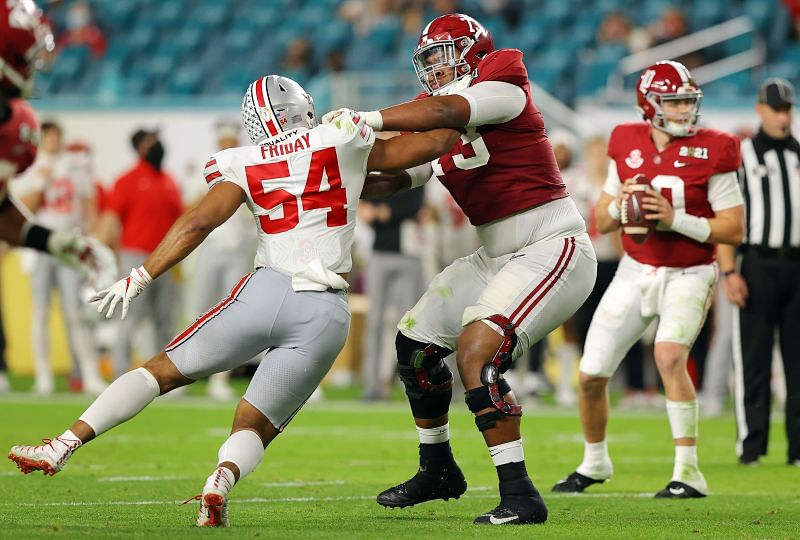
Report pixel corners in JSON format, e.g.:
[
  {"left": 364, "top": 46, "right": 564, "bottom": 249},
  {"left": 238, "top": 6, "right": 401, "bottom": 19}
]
[{"left": 245, "top": 147, "right": 347, "bottom": 234}]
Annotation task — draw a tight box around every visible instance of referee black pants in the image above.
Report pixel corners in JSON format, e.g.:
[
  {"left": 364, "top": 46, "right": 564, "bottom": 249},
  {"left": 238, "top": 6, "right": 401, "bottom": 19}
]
[{"left": 734, "top": 251, "right": 800, "bottom": 463}]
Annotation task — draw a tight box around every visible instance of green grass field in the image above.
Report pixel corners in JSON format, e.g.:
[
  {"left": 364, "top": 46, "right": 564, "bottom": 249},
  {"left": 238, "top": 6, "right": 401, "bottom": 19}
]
[{"left": 1, "top": 386, "right": 798, "bottom": 539}]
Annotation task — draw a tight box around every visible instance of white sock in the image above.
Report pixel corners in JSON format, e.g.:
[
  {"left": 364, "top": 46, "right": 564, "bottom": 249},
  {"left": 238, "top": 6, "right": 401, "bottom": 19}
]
[
  {"left": 672, "top": 444, "right": 707, "bottom": 493},
  {"left": 666, "top": 399, "right": 698, "bottom": 439},
  {"left": 217, "top": 430, "right": 264, "bottom": 482},
  {"left": 577, "top": 440, "right": 613, "bottom": 480},
  {"left": 488, "top": 439, "right": 524, "bottom": 466},
  {"left": 204, "top": 466, "right": 236, "bottom": 495},
  {"left": 79, "top": 367, "right": 160, "bottom": 436},
  {"left": 416, "top": 423, "right": 450, "bottom": 445}
]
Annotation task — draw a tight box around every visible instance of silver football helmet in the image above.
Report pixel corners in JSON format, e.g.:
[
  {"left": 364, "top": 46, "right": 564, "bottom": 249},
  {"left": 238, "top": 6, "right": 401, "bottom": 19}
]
[{"left": 241, "top": 75, "right": 317, "bottom": 144}]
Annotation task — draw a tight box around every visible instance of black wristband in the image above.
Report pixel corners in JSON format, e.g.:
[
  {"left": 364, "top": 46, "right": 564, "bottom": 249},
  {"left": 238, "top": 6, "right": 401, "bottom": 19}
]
[
  {"left": 21, "top": 223, "right": 52, "bottom": 252},
  {"left": 722, "top": 269, "right": 735, "bottom": 278}
]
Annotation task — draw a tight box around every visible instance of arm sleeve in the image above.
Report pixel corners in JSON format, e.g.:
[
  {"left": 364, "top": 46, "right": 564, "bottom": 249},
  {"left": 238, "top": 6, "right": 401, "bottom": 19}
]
[
  {"left": 454, "top": 81, "right": 527, "bottom": 127},
  {"left": 406, "top": 162, "right": 433, "bottom": 188},
  {"left": 602, "top": 160, "right": 622, "bottom": 196},
  {"left": 707, "top": 171, "right": 744, "bottom": 212}
]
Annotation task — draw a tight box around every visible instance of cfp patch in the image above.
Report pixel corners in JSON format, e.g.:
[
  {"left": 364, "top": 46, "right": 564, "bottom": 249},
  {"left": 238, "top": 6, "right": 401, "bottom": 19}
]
[
  {"left": 679, "top": 146, "right": 709, "bottom": 159},
  {"left": 625, "top": 149, "right": 644, "bottom": 169}
]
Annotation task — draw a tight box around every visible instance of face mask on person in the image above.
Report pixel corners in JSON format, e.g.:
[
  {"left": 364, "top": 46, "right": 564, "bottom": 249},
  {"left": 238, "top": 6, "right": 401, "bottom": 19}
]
[{"left": 144, "top": 140, "right": 164, "bottom": 170}]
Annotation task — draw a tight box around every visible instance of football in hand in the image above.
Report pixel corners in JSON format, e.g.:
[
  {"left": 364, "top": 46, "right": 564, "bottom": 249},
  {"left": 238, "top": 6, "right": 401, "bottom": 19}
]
[{"left": 621, "top": 174, "right": 656, "bottom": 244}]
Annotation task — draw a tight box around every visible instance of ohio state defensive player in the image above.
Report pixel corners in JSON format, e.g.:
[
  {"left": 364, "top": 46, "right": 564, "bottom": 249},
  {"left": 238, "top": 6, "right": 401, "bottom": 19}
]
[
  {"left": 324, "top": 13, "right": 597, "bottom": 525},
  {"left": 0, "top": 1, "right": 113, "bottom": 285},
  {"left": 8, "top": 75, "right": 459, "bottom": 528},
  {"left": 552, "top": 61, "right": 744, "bottom": 498}
]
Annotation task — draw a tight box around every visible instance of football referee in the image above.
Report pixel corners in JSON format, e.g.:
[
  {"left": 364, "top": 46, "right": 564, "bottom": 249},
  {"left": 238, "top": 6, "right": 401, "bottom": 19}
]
[{"left": 719, "top": 78, "right": 800, "bottom": 466}]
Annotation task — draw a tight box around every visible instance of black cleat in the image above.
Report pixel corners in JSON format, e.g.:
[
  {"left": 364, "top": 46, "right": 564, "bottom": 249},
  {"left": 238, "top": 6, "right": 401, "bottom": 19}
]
[
  {"left": 654, "top": 481, "right": 706, "bottom": 499},
  {"left": 551, "top": 471, "right": 607, "bottom": 493},
  {"left": 474, "top": 492, "right": 548, "bottom": 525},
  {"left": 377, "top": 463, "right": 467, "bottom": 508}
]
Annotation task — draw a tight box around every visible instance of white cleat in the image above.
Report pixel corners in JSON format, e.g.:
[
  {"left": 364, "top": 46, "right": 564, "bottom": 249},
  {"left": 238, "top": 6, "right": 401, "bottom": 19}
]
[
  {"left": 191, "top": 467, "right": 234, "bottom": 527},
  {"left": 8, "top": 436, "right": 81, "bottom": 476}
]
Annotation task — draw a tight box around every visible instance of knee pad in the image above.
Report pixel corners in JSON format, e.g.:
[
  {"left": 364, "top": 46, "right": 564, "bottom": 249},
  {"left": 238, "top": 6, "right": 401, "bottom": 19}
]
[
  {"left": 396, "top": 332, "right": 453, "bottom": 419},
  {"left": 464, "top": 315, "right": 522, "bottom": 432},
  {"left": 465, "top": 378, "right": 521, "bottom": 431}
]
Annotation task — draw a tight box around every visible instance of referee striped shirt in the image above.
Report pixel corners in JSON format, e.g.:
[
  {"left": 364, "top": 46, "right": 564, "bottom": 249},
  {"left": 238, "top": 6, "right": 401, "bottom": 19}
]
[{"left": 739, "top": 129, "right": 800, "bottom": 248}]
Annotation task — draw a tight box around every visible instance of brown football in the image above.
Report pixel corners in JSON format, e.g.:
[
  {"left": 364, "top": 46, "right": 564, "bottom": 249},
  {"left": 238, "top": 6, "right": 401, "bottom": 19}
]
[{"left": 621, "top": 174, "right": 656, "bottom": 244}]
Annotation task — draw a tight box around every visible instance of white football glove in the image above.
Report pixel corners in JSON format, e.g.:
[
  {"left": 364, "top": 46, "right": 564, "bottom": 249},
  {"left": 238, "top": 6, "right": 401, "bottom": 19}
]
[
  {"left": 322, "top": 108, "right": 383, "bottom": 130},
  {"left": 321, "top": 108, "right": 349, "bottom": 125},
  {"left": 89, "top": 266, "right": 153, "bottom": 320},
  {"left": 47, "top": 229, "right": 119, "bottom": 289}
]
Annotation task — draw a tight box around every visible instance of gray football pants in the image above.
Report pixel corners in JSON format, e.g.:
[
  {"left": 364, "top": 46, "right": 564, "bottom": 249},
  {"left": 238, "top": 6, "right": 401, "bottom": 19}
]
[
  {"left": 112, "top": 250, "right": 178, "bottom": 376},
  {"left": 166, "top": 267, "right": 350, "bottom": 431}
]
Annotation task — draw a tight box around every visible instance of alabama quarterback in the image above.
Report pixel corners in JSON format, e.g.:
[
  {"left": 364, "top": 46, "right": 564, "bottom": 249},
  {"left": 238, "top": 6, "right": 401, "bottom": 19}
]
[
  {"left": 8, "top": 75, "right": 460, "bottom": 528},
  {"left": 324, "top": 13, "right": 597, "bottom": 525},
  {"left": 0, "top": 1, "right": 114, "bottom": 286},
  {"left": 552, "top": 61, "right": 744, "bottom": 498}
]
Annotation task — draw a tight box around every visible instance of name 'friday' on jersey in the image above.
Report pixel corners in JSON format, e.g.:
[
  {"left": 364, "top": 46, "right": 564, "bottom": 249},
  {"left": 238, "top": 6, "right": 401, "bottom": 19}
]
[
  {"left": 609, "top": 123, "right": 741, "bottom": 267},
  {"left": 417, "top": 49, "right": 568, "bottom": 226},
  {"left": 202, "top": 116, "right": 375, "bottom": 289}
]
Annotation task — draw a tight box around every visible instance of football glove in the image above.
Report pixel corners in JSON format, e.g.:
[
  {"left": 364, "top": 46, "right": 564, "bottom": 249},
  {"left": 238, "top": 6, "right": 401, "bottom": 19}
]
[
  {"left": 47, "top": 229, "right": 118, "bottom": 289},
  {"left": 90, "top": 266, "right": 153, "bottom": 320},
  {"left": 322, "top": 109, "right": 383, "bottom": 130}
]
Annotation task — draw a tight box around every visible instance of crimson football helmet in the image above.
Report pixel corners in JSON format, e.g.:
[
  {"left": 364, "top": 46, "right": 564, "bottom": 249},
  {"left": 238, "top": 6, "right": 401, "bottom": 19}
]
[
  {"left": 636, "top": 60, "right": 702, "bottom": 137},
  {"left": 0, "top": 0, "right": 54, "bottom": 98},
  {"left": 413, "top": 13, "right": 494, "bottom": 96}
]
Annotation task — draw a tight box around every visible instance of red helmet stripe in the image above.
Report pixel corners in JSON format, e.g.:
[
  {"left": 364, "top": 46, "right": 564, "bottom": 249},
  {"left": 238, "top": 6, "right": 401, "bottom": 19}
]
[{"left": 253, "top": 77, "right": 278, "bottom": 137}]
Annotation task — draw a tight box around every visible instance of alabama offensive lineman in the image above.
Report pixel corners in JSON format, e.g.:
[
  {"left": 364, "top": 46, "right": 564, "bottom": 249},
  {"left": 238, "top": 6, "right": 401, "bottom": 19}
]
[
  {"left": 552, "top": 61, "right": 744, "bottom": 498},
  {"left": 0, "top": 1, "right": 113, "bottom": 287},
  {"left": 8, "top": 75, "right": 460, "bottom": 528},
  {"left": 324, "top": 13, "right": 597, "bottom": 524}
]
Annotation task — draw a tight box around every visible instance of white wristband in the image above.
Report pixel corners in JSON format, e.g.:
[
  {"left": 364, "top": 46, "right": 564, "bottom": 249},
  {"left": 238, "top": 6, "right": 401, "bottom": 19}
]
[
  {"left": 131, "top": 265, "right": 153, "bottom": 288},
  {"left": 607, "top": 199, "right": 621, "bottom": 221},
  {"left": 669, "top": 212, "right": 711, "bottom": 243},
  {"left": 363, "top": 110, "right": 384, "bottom": 131}
]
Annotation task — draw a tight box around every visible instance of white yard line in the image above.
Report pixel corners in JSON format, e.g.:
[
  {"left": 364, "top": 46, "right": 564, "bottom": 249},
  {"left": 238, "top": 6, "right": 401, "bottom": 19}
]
[{"left": 99, "top": 475, "right": 190, "bottom": 482}]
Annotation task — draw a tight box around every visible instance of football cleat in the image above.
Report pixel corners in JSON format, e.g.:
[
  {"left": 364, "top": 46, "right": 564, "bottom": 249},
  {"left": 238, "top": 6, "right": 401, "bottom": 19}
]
[
  {"left": 190, "top": 468, "right": 234, "bottom": 527},
  {"left": 551, "top": 471, "right": 607, "bottom": 493},
  {"left": 654, "top": 480, "right": 706, "bottom": 499},
  {"left": 377, "top": 462, "right": 467, "bottom": 508},
  {"left": 8, "top": 436, "right": 81, "bottom": 476},
  {"left": 474, "top": 493, "right": 548, "bottom": 525}
]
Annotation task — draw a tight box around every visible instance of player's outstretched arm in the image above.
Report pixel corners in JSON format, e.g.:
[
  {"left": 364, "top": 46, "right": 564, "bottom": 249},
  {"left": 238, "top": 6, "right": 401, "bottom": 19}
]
[
  {"left": 367, "top": 128, "right": 460, "bottom": 172},
  {"left": 90, "top": 182, "right": 244, "bottom": 320},
  {"left": 360, "top": 172, "right": 411, "bottom": 200},
  {"left": 141, "top": 182, "right": 245, "bottom": 280}
]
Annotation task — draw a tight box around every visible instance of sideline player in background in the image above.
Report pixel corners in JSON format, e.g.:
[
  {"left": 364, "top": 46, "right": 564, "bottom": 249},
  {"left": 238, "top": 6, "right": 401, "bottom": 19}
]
[
  {"left": 8, "top": 75, "right": 460, "bottom": 528},
  {"left": 552, "top": 61, "right": 744, "bottom": 498},
  {"left": 325, "top": 13, "right": 597, "bottom": 525},
  {"left": 14, "top": 123, "right": 107, "bottom": 396},
  {"left": 0, "top": 1, "right": 114, "bottom": 295}
]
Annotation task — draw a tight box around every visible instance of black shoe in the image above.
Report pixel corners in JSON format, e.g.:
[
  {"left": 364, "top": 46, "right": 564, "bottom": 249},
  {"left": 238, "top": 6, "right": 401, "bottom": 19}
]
[
  {"left": 654, "top": 481, "right": 706, "bottom": 499},
  {"left": 474, "top": 493, "right": 548, "bottom": 525},
  {"left": 551, "top": 471, "right": 607, "bottom": 493},
  {"left": 376, "top": 463, "right": 467, "bottom": 508},
  {"left": 739, "top": 456, "right": 760, "bottom": 466}
]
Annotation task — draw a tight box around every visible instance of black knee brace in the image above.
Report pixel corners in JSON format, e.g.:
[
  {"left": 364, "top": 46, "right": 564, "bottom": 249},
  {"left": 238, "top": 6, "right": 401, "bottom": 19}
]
[
  {"left": 464, "top": 314, "right": 522, "bottom": 431},
  {"left": 396, "top": 332, "right": 453, "bottom": 419}
]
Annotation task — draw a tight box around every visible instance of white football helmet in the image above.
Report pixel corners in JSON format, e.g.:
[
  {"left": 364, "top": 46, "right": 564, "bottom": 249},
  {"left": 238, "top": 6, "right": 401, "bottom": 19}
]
[{"left": 241, "top": 75, "right": 317, "bottom": 144}]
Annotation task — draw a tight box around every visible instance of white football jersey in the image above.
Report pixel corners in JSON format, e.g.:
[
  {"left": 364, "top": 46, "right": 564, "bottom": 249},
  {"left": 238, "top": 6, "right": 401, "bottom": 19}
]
[
  {"left": 204, "top": 114, "right": 375, "bottom": 291},
  {"left": 12, "top": 150, "right": 94, "bottom": 231}
]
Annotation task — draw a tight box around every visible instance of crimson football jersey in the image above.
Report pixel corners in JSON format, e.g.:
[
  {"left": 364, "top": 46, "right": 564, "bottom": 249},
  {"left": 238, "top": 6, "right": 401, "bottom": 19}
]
[
  {"left": 608, "top": 122, "right": 741, "bottom": 267},
  {"left": 0, "top": 99, "right": 38, "bottom": 201},
  {"left": 425, "top": 49, "right": 567, "bottom": 226}
]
